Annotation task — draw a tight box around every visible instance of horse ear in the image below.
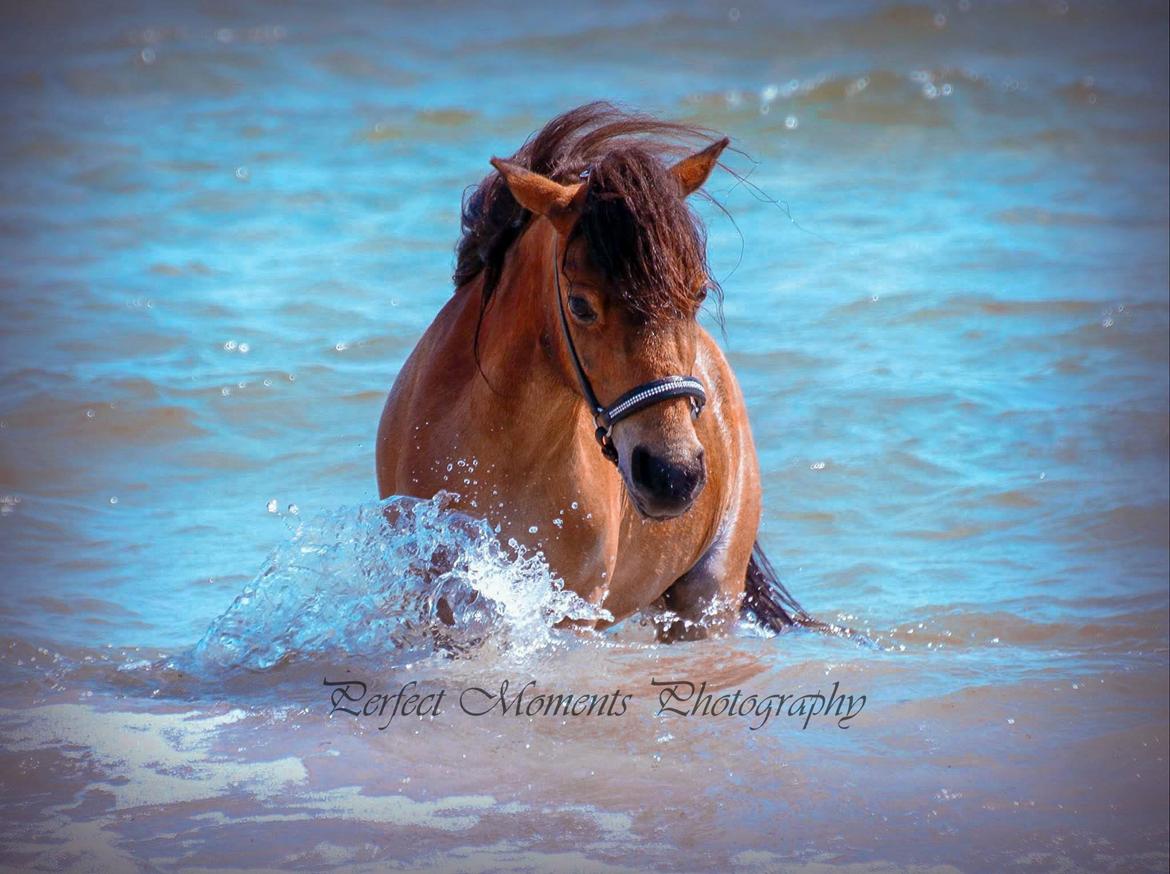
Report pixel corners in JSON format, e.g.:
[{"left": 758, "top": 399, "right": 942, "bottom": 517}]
[
  {"left": 671, "top": 137, "right": 730, "bottom": 196},
  {"left": 490, "top": 158, "right": 586, "bottom": 236}
]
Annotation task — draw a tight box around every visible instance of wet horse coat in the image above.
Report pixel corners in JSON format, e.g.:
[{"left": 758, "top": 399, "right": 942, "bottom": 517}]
[{"left": 376, "top": 104, "right": 806, "bottom": 640}]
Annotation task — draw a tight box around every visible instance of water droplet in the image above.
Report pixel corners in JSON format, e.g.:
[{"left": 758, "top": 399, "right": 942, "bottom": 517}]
[
  {"left": 85, "top": 409, "right": 95, "bottom": 419},
  {"left": 234, "top": 166, "right": 249, "bottom": 181},
  {"left": 287, "top": 503, "right": 299, "bottom": 515},
  {"left": 109, "top": 496, "right": 118, "bottom": 505},
  {"left": 528, "top": 526, "right": 539, "bottom": 534},
  {"left": 552, "top": 518, "right": 564, "bottom": 528},
  {"left": 238, "top": 342, "right": 250, "bottom": 354},
  {"left": 267, "top": 499, "right": 278, "bottom": 513},
  {"left": 784, "top": 115, "right": 798, "bottom": 129},
  {"left": 140, "top": 47, "right": 156, "bottom": 64},
  {"left": 570, "top": 501, "right": 579, "bottom": 510}
]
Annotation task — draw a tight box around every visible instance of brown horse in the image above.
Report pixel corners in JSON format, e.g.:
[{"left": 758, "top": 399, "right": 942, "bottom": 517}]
[{"left": 376, "top": 103, "right": 810, "bottom": 641}]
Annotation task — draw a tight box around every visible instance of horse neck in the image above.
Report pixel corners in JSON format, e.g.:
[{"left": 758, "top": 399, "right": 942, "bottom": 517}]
[{"left": 473, "top": 220, "right": 582, "bottom": 424}]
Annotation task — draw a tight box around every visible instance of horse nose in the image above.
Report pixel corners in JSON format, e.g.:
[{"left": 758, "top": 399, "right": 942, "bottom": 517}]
[{"left": 630, "top": 445, "right": 706, "bottom": 515}]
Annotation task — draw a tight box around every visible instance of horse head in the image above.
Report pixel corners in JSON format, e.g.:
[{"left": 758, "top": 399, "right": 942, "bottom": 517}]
[{"left": 491, "top": 136, "right": 728, "bottom": 519}]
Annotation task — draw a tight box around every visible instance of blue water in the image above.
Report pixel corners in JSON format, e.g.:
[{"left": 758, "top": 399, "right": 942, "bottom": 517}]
[{"left": 0, "top": 2, "right": 1166, "bottom": 871}]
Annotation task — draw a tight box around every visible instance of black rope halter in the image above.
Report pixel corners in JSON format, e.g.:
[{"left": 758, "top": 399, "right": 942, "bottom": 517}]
[{"left": 551, "top": 232, "right": 707, "bottom": 465}]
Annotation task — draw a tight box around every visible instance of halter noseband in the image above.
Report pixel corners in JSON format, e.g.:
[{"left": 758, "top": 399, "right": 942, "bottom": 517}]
[{"left": 552, "top": 234, "right": 707, "bottom": 466}]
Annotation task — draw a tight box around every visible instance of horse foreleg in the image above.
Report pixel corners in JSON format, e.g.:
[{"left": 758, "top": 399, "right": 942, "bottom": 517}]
[{"left": 653, "top": 534, "right": 752, "bottom": 643}]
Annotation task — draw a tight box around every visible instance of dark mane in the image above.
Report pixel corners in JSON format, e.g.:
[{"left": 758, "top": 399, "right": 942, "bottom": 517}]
[{"left": 454, "top": 102, "right": 725, "bottom": 319}]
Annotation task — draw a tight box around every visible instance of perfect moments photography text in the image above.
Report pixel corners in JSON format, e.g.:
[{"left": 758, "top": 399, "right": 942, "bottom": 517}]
[{"left": 323, "top": 677, "right": 868, "bottom": 732}]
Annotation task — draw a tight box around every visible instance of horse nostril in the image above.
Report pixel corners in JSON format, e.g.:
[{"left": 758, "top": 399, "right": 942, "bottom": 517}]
[
  {"left": 630, "top": 445, "right": 654, "bottom": 492},
  {"left": 630, "top": 445, "right": 705, "bottom": 505}
]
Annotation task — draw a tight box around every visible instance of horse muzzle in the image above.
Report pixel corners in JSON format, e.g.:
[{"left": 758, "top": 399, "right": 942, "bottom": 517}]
[{"left": 627, "top": 445, "right": 706, "bottom": 520}]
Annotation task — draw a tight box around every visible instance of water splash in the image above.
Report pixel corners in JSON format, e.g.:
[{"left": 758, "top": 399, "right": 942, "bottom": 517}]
[{"left": 190, "top": 493, "right": 611, "bottom": 672}]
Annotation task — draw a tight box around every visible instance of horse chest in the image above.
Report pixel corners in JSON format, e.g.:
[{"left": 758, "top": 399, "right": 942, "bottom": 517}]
[{"left": 405, "top": 431, "right": 706, "bottom": 621}]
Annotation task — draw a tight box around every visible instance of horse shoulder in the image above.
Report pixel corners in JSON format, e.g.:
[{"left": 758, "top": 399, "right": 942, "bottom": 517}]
[
  {"left": 376, "top": 288, "right": 478, "bottom": 498},
  {"left": 695, "top": 328, "right": 756, "bottom": 469},
  {"left": 694, "top": 330, "right": 761, "bottom": 565}
]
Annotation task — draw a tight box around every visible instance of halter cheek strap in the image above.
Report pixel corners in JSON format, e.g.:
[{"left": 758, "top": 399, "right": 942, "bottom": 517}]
[{"left": 552, "top": 236, "right": 707, "bottom": 465}]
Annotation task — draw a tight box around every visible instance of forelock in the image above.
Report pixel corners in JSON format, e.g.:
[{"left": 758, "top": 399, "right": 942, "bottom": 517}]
[{"left": 574, "top": 148, "right": 708, "bottom": 320}]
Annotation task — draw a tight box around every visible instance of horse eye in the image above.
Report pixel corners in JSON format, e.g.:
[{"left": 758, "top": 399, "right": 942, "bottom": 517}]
[{"left": 568, "top": 296, "right": 597, "bottom": 323}]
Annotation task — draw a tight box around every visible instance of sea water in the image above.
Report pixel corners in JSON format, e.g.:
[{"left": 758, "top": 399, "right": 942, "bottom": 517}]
[{"left": 0, "top": 1, "right": 1167, "bottom": 870}]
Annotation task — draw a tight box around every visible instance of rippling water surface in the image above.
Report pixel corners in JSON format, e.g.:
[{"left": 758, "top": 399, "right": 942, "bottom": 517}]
[{"left": 0, "top": 1, "right": 1167, "bottom": 871}]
